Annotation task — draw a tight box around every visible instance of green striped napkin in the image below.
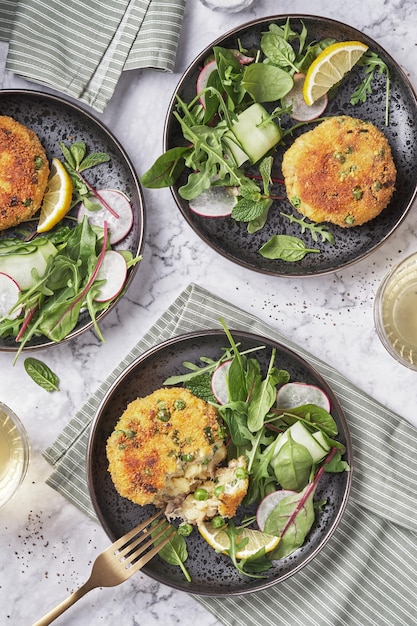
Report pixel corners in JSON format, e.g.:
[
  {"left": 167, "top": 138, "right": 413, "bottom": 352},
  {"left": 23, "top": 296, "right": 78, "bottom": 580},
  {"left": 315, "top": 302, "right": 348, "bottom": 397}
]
[
  {"left": 44, "top": 283, "right": 417, "bottom": 626},
  {"left": 0, "top": 0, "right": 185, "bottom": 112}
]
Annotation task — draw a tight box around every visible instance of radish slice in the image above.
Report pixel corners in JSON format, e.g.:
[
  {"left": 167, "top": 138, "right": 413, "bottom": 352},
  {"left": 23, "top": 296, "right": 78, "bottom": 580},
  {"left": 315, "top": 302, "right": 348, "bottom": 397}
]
[
  {"left": 77, "top": 189, "right": 133, "bottom": 245},
  {"left": 189, "top": 186, "right": 238, "bottom": 218},
  {"left": 276, "top": 382, "right": 331, "bottom": 412},
  {"left": 211, "top": 360, "right": 231, "bottom": 404},
  {"left": 196, "top": 60, "right": 218, "bottom": 107},
  {"left": 230, "top": 49, "right": 255, "bottom": 65},
  {"left": 93, "top": 250, "right": 127, "bottom": 302},
  {"left": 284, "top": 73, "right": 328, "bottom": 121},
  {"left": 0, "top": 272, "right": 21, "bottom": 319},
  {"left": 257, "top": 490, "right": 297, "bottom": 531}
]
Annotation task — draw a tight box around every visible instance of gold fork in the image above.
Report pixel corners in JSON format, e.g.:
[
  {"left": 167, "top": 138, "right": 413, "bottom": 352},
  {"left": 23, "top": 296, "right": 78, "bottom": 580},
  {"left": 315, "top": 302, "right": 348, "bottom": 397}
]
[{"left": 32, "top": 511, "right": 175, "bottom": 626}]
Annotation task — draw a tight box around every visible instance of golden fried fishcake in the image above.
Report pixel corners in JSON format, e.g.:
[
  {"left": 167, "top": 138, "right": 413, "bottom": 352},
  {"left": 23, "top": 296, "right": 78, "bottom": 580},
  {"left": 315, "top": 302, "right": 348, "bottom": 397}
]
[
  {"left": 106, "top": 387, "right": 227, "bottom": 508},
  {"left": 0, "top": 115, "right": 50, "bottom": 231},
  {"left": 282, "top": 116, "right": 396, "bottom": 228}
]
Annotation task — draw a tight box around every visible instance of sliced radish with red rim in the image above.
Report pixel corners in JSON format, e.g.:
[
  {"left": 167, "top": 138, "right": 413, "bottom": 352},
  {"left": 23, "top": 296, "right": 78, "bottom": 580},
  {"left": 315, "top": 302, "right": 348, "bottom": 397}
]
[
  {"left": 77, "top": 189, "right": 133, "bottom": 245},
  {"left": 211, "top": 360, "right": 231, "bottom": 404},
  {"left": 0, "top": 272, "right": 22, "bottom": 319},
  {"left": 196, "top": 60, "right": 218, "bottom": 108},
  {"left": 189, "top": 186, "right": 237, "bottom": 218},
  {"left": 256, "top": 490, "right": 297, "bottom": 531},
  {"left": 93, "top": 250, "right": 127, "bottom": 302},
  {"left": 284, "top": 73, "right": 328, "bottom": 121},
  {"left": 276, "top": 382, "right": 331, "bottom": 412}
]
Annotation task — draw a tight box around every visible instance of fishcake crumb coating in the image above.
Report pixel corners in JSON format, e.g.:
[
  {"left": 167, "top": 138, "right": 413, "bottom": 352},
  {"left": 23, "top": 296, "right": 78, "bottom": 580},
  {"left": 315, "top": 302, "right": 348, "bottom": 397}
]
[
  {"left": 282, "top": 116, "right": 396, "bottom": 228},
  {"left": 106, "top": 387, "right": 227, "bottom": 507},
  {"left": 0, "top": 115, "right": 50, "bottom": 231}
]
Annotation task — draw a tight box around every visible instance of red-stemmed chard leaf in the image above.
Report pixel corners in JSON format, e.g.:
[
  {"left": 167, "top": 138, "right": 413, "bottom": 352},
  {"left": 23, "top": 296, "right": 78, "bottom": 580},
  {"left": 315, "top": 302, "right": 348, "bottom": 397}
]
[{"left": 264, "top": 447, "right": 337, "bottom": 559}]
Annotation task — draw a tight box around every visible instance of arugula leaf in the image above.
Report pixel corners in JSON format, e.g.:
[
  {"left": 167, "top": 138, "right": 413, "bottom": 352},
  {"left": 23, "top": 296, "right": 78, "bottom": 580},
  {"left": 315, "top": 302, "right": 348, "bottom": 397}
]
[
  {"left": 280, "top": 212, "right": 335, "bottom": 244},
  {"left": 350, "top": 50, "right": 391, "bottom": 126}
]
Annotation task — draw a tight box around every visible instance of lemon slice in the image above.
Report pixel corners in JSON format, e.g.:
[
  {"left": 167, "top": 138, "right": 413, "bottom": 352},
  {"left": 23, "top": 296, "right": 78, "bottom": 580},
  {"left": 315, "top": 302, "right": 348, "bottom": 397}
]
[
  {"left": 303, "top": 41, "right": 369, "bottom": 105},
  {"left": 198, "top": 521, "right": 280, "bottom": 559},
  {"left": 37, "top": 158, "right": 73, "bottom": 232}
]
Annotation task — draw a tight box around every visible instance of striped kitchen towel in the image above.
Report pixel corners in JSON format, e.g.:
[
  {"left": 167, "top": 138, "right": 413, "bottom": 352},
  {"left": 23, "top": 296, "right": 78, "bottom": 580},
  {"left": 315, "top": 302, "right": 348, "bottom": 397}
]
[
  {"left": 0, "top": 0, "right": 185, "bottom": 112},
  {"left": 44, "top": 283, "right": 417, "bottom": 626}
]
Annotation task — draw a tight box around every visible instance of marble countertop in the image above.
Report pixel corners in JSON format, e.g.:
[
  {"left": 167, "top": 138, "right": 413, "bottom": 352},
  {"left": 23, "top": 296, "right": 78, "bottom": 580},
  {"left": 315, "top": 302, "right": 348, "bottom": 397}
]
[{"left": 1, "top": 0, "right": 417, "bottom": 624}]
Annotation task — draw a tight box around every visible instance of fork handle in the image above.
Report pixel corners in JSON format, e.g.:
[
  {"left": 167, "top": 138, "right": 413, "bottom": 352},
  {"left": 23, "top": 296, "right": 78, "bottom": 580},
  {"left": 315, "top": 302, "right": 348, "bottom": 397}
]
[{"left": 31, "top": 579, "right": 94, "bottom": 626}]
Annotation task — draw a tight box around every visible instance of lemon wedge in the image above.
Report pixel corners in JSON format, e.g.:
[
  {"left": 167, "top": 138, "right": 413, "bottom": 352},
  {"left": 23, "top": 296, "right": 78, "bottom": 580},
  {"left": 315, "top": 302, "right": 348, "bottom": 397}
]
[
  {"left": 37, "top": 158, "right": 73, "bottom": 232},
  {"left": 198, "top": 521, "right": 280, "bottom": 560},
  {"left": 303, "top": 41, "right": 369, "bottom": 105}
]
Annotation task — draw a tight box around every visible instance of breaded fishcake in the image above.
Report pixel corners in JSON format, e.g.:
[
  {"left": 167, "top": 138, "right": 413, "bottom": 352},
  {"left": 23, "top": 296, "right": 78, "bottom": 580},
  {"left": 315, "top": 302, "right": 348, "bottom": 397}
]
[
  {"left": 0, "top": 115, "right": 50, "bottom": 231},
  {"left": 282, "top": 116, "right": 396, "bottom": 228},
  {"left": 106, "top": 387, "right": 227, "bottom": 508}
]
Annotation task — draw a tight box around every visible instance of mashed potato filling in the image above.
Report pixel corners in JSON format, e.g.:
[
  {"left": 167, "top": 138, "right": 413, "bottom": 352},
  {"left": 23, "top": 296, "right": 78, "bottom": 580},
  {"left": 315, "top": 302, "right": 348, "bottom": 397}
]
[{"left": 107, "top": 387, "right": 247, "bottom": 522}]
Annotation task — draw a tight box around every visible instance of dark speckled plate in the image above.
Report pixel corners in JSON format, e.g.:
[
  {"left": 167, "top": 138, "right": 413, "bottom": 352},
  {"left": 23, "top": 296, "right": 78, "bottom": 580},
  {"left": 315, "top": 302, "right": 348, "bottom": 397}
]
[
  {"left": 164, "top": 15, "right": 417, "bottom": 276},
  {"left": 87, "top": 330, "right": 353, "bottom": 595},
  {"left": 0, "top": 90, "right": 145, "bottom": 351}
]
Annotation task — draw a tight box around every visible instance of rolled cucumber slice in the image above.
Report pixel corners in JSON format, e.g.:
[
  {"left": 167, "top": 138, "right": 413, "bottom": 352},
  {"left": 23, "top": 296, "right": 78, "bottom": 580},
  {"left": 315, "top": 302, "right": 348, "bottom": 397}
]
[
  {"left": 0, "top": 239, "right": 57, "bottom": 290},
  {"left": 228, "top": 103, "right": 282, "bottom": 164},
  {"left": 274, "top": 420, "right": 330, "bottom": 464}
]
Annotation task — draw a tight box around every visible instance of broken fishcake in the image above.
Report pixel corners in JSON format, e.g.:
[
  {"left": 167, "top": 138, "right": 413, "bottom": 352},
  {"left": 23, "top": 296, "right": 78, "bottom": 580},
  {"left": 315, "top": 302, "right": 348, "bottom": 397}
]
[
  {"left": 165, "top": 456, "right": 249, "bottom": 526},
  {"left": 282, "top": 115, "right": 396, "bottom": 228},
  {"left": 0, "top": 115, "right": 50, "bottom": 231}
]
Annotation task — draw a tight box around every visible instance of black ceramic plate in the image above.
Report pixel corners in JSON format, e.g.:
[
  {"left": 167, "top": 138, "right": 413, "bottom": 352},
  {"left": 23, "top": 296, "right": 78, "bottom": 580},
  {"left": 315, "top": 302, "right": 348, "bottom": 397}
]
[
  {"left": 164, "top": 15, "right": 417, "bottom": 276},
  {"left": 0, "top": 90, "right": 145, "bottom": 351},
  {"left": 87, "top": 330, "right": 353, "bottom": 595}
]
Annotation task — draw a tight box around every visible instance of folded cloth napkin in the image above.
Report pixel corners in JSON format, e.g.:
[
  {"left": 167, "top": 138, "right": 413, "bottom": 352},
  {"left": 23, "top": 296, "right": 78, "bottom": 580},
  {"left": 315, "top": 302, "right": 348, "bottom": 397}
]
[
  {"left": 0, "top": 0, "right": 185, "bottom": 112},
  {"left": 44, "top": 283, "right": 417, "bottom": 626}
]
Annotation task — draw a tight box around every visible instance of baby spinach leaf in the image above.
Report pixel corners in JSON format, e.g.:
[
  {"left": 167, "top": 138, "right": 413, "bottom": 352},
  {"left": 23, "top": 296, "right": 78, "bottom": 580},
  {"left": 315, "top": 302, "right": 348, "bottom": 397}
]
[
  {"left": 324, "top": 449, "right": 350, "bottom": 473},
  {"left": 247, "top": 349, "right": 278, "bottom": 432},
  {"left": 151, "top": 521, "right": 191, "bottom": 582},
  {"left": 278, "top": 404, "right": 338, "bottom": 437},
  {"left": 241, "top": 63, "right": 293, "bottom": 102},
  {"left": 271, "top": 433, "right": 313, "bottom": 491},
  {"left": 24, "top": 357, "right": 60, "bottom": 392},
  {"left": 259, "top": 235, "right": 320, "bottom": 261},
  {"left": 260, "top": 31, "right": 298, "bottom": 72},
  {"left": 141, "top": 146, "right": 190, "bottom": 188},
  {"left": 220, "top": 318, "right": 247, "bottom": 402}
]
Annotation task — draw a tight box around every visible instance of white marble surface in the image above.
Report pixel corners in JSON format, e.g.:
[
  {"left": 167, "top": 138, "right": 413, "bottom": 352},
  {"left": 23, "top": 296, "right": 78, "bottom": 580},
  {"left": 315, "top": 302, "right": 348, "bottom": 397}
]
[{"left": 0, "top": 0, "right": 417, "bottom": 624}]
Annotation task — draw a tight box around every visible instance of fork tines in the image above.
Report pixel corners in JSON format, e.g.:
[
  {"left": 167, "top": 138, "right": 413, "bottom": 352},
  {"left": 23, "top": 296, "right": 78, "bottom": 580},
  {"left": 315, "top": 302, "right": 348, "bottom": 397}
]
[{"left": 115, "top": 511, "right": 176, "bottom": 572}]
